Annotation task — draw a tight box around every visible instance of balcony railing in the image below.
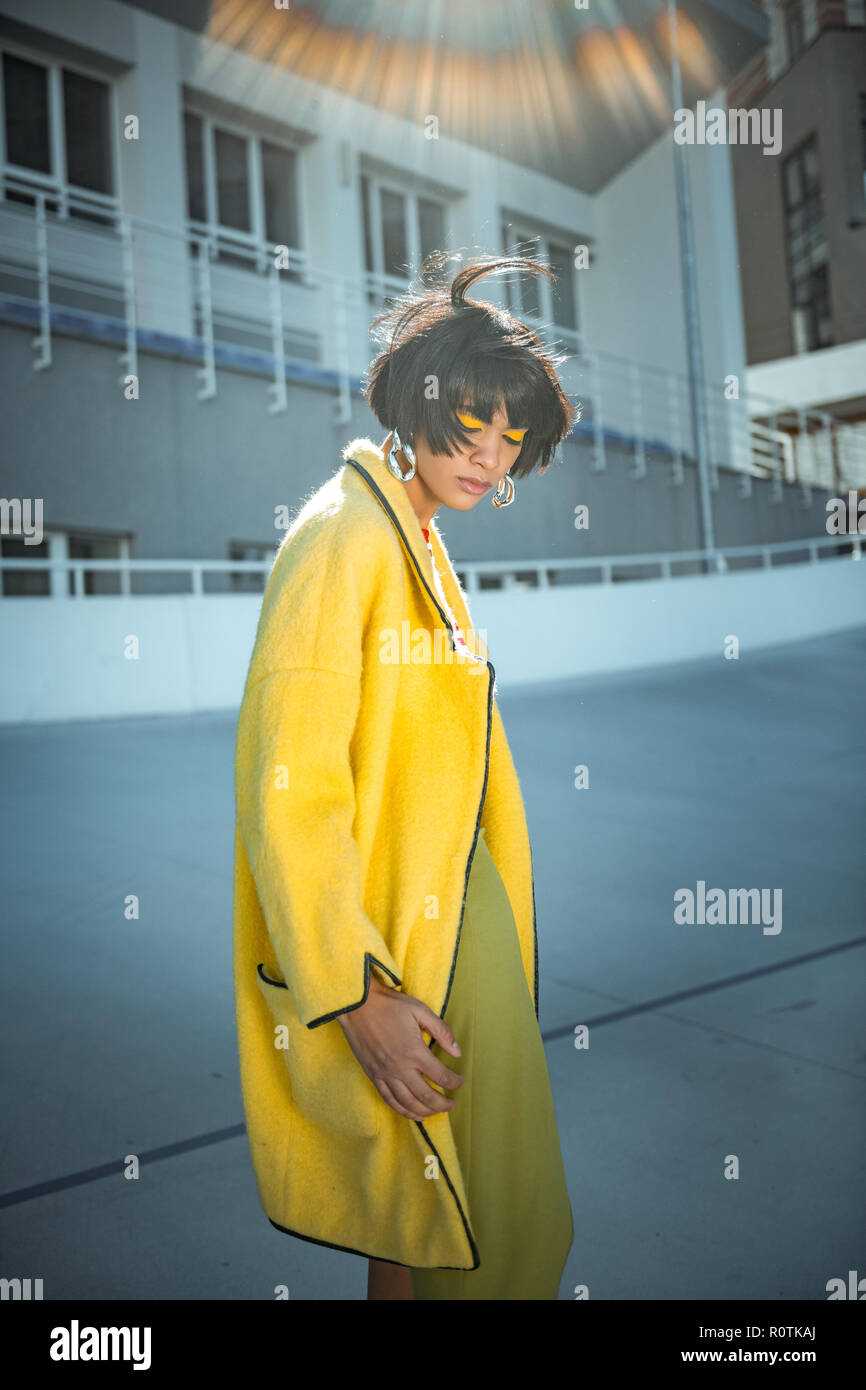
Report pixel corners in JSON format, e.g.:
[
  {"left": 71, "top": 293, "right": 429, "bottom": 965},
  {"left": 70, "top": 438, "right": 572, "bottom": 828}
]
[
  {"left": 0, "top": 533, "right": 860, "bottom": 601},
  {"left": 2, "top": 170, "right": 865, "bottom": 494}
]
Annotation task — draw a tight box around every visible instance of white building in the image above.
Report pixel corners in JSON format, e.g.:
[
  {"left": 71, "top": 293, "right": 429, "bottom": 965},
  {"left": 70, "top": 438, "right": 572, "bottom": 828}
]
[{"left": 0, "top": 0, "right": 862, "bottom": 721}]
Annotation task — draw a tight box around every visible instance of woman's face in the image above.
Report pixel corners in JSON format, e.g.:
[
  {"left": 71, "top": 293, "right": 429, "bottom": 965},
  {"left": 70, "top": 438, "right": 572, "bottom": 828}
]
[{"left": 384, "top": 400, "right": 527, "bottom": 526}]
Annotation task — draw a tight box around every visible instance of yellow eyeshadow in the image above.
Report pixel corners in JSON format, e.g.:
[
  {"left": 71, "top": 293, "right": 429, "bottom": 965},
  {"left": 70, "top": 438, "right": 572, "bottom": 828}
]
[{"left": 457, "top": 411, "right": 527, "bottom": 443}]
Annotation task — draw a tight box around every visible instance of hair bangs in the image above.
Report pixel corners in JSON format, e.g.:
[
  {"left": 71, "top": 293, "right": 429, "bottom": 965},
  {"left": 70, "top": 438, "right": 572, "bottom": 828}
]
[{"left": 366, "top": 253, "right": 578, "bottom": 478}]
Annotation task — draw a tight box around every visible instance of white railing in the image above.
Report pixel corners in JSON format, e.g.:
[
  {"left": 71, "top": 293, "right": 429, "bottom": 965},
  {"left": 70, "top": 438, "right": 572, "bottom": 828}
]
[
  {"left": 2, "top": 170, "right": 866, "bottom": 490},
  {"left": 749, "top": 420, "right": 795, "bottom": 480},
  {"left": 459, "top": 533, "right": 862, "bottom": 590},
  {"left": 744, "top": 390, "right": 866, "bottom": 496},
  {"left": 0, "top": 534, "right": 861, "bottom": 600}
]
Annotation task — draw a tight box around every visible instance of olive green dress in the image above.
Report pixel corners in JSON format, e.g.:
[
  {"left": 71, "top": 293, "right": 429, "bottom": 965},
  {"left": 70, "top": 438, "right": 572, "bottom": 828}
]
[{"left": 410, "top": 826, "right": 574, "bottom": 1300}]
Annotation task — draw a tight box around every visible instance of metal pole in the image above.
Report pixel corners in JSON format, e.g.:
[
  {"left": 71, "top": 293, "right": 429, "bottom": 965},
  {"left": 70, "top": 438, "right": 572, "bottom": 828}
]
[{"left": 667, "top": 0, "right": 716, "bottom": 556}]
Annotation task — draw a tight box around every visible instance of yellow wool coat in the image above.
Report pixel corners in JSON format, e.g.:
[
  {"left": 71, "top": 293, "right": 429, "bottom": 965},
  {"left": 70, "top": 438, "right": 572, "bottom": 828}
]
[{"left": 232, "top": 436, "right": 538, "bottom": 1270}]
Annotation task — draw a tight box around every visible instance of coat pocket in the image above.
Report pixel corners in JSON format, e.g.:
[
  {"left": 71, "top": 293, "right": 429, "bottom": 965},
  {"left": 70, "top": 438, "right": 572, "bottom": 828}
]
[{"left": 255, "top": 963, "right": 382, "bottom": 1139}]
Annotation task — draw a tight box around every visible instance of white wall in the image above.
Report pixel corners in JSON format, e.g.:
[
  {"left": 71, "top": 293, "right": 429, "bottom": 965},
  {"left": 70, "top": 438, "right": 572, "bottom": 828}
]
[
  {"left": 480, "top": 558, "right": 866, "bottom": 683},
  {"left": 1, "top": 561, "right": 863, "bottom": 724},
  {"left": 747, "top": 339, "right": 866, "bottom": 411},
  {"left": 588, "top": 90, "right": 747, "bottom": 393}
]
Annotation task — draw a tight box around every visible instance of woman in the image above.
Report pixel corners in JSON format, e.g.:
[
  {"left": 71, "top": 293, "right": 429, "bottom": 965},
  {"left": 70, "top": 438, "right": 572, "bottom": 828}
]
[{"left": 233, "top": 252, "right": 576, "bottom": 1300}]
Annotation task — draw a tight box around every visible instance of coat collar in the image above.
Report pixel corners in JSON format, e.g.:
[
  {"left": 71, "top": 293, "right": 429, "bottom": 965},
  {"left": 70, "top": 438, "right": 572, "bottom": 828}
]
[
  {"left": 340, "top": 436, "right": 489, "bottom": 667},
  {"left": 341, "top": 436, "right": 436, "bottom": 590}
]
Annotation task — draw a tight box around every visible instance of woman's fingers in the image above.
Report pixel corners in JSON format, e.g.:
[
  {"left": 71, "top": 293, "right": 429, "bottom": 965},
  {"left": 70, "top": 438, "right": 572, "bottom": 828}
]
[
  {"left": 386, "top": 1072, "right": 455, "bottom": 1120},
  {"left": 342, "top": 987, "right": 466, "bottom": 1120},
  {"left": 377, "top": 1078, "right": 416, "bottom": 1120},
  {"left": 417, "top": 1048, "right": 464, "bottom": 1091},
  {"left": 417, "top": 1005, "right": 462, "bottom": 1059}
]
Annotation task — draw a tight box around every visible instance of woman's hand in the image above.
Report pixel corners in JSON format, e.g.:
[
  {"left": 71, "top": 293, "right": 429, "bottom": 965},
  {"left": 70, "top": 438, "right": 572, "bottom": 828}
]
[{"left": 337, "top": 974, "right": 464, "bottom": 1121}]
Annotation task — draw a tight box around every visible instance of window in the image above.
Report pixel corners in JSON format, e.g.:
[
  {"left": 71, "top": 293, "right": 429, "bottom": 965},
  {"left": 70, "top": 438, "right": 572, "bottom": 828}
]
[
  {"left": 3, "top": 52, "right": 50, "bottom": 174},
  {"left": 546, "top": 240, "right": 578, "bottom": 332},
  {"left": 228, "top": 541, "right": 274, "bottom": 593},
  {"left": 63, "top": 70, "right": 111, "bottom": 193},
  {"left": 66, "top": 533, "right": 126, "bottom": 595},
  {"left": 0, "top": 530, "right": 128, "bottom": 596},
  {"left": 214, "top": 127, "right": 250, "bottom": 232},
  {"left": 261, "top": 140, "right": 297, "bottom": 246},
  {"left": 0, "top": 49, "right": 114, "bottom": 218},
  {"left": 360, "top": 172, "right": 447, "bottom": 296},
  {"left": 380, "top": 186, "right": 407, "bottom": 277},
  {"left": 784, "top": 0, "right": 805, "bottom": 65},
  {"left": 184, "top": 110, "right": 206, "bottom": 221},
  {"left": 782, "top": 135, "right": 833, "bottom": 352},
  {"left": 182, "top": 109, "right": 301, "bottom": 270},
  {"left": 418, "top": 196, "right": 446, "bottom": 268},
  {"left": 501, "top": 221, "right": 580, "bottom": 336},
  {"left": 0, "top": 535, "right": 50, "bottom": 597}
]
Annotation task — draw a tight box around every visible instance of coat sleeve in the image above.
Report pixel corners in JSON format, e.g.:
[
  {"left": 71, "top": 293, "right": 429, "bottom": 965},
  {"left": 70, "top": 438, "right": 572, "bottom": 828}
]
[
  {"left": 234, "top": 522, "right": 402, "bottom": 1029},
  {"left": 236, "top": 666, "right": 403, "bottom": 1028}
]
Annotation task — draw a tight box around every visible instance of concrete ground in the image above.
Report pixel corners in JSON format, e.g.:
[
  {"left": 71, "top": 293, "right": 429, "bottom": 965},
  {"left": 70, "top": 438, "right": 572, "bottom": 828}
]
[{"left": 1, "top": 627, "right": 864, "bottom": 1300}]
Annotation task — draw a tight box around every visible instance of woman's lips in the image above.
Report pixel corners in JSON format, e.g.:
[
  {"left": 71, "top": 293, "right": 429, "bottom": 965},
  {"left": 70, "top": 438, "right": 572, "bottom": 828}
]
[{"left": 456, "top": 476, "right": 492, "bottom": 495}]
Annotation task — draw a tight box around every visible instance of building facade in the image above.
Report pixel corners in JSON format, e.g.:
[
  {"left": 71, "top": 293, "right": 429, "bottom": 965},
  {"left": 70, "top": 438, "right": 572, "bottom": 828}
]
[
  {"left": 728, "top": 0, "right": 866, "bottom": 488},
  {"left": 2, "top": 0, "right": 855, "bottom": 608}
]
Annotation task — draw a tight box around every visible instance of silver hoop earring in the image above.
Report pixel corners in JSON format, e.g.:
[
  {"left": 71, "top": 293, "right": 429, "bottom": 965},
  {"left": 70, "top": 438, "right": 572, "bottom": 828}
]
[
  {"left": 387, "top": 427, "right": 416, "bottom": 481},
  {"left": 492, "top": 472, "right": 515, "bottom": 508}
]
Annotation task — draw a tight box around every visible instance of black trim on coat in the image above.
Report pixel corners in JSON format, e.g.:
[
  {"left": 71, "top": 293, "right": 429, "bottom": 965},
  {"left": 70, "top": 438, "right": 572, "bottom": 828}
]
[
  {"left": 267, "top": 1208, "right": 479, "bottom": 1273},
  {"left": 346, "top": 453, "right": 540, "bottom": 1021},
  {"left": 345, "top": 456, "right": 485, "bottom": 661},
  {"left": 257, "top": 956, "right": 403, "bottom": 1024},
  {"left": 437, "top": 661, "right": 494, "bottom": 1021},
  {"left": 257, "top": 963, "right": 287, "bottom": 988},
  {"left": 345, "top": 455, "right": 493, "bottom": 1273},
  {"left": 267, "top": 1216, "right": 415, "bottom": 1267},
  {"left": 345, "top": 455, "right": 500, "bottom": 1025},
  {"left": 266, "top": 1109, "right": 481, "bottom": 1273},
  {"left": 415, "top": 1118, "right": 481, "bottom": 1269},
  {"left": 529, "top": 840, "right": 540, "bottom": 1020}
]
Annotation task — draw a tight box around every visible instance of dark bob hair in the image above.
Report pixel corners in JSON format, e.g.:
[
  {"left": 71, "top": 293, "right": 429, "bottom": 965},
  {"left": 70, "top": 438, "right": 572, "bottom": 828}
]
[{"left": 364, "top": 252, "right": 578, "bottom": 480}]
